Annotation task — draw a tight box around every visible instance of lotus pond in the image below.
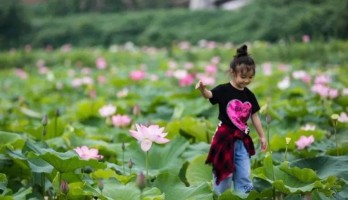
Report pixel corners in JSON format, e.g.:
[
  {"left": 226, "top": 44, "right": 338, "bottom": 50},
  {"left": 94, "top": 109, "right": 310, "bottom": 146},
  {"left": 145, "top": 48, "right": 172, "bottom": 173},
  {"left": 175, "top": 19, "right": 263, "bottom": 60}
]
[{"left": 0, "top": 41, "right": 348, "bottom": 200}]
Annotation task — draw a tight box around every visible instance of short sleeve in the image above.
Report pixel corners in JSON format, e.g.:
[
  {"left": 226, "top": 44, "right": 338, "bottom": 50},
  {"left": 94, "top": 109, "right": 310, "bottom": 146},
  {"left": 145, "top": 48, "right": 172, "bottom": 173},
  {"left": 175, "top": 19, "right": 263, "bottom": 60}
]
[
  {"left": 209, "top": 85, "right": 221, "bottom": 105},
  {"left": 250, "top": 93, "right": 260, "bottom": 114}
]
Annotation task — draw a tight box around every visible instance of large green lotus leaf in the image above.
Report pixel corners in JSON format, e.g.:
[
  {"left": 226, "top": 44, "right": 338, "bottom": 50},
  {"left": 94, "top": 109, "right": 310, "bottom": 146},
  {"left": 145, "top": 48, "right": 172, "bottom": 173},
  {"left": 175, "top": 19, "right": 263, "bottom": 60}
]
[
  {"left": 0, "top": 131, "right": 25, "bottom": 152},
  {"left": 67, "top": 182, "right": 98, "bottom": 200},
  {"left": 0, "top": 173, "right": 7, "bottom": 191},
  {"left": 19, "top": 107, "right": 42, "bottom": 118},
  {"left": 284, "top": 98, "right": 308, "bottom": 118},
  {"left": 290, "top": 156, "right": 348, "bottom": 181},
  {"left": 218, "top": 189, "right": 272, "bottom": 200},
  {"left": 100, "top": 178, "right": 141, "bottom": 200},
  {"left": 38, "top": 117, "right": 67, "bottom": 139},
  {"left": 326, "top": 146, "right": 348, "bottom": 156},
  {"left": 334, "top": 183, "right": 348, "bottom": 199},
  {"left": 27, "top": 157, "right": 54, "bottom": 173},
  {"left": 45, "top": 133, "right": 72, "bottom": 150},
  {"left": 186, "top": 154, "right": 212, "bottom": 186},
  {"left": 170, "top": 98, "right": 212, "bottom": 118},
  {"left": 91, "top": 168, "right": 135, "bottom": 185},
  {"left": 60, "top": 172, "right": 84, "bottom": 183},
  {"left": 309, "top": 189, "right": 335, "bottom": 200},
  {"left": 253, "top": 153, "right": 322, "bottom": 194},
  {"left": 13, "top": 187, "right": 32, "bottom": 200},
  {"left": 7, "top": 142, "right": 54, "bottom": 174},
  {"left": 6, "top": 149, "right": 30, "bottom": 171},
  {"left": 166, "top": 117, "right": 213, "bottom": 143},
  {"left": 336, "top": 95, "right": 348, "bottom": 107},
  {"left": 153, "top": 173, "right": 212, "bottom": 200},
  {"left": 28, "top": 149, "right": 106, "bottom": 173},
  {"left": 124, "top": 136, "right": 189, "bottom": 176},
  {"left": 22, "top": 139, "right": 50, "bottom": 155},
  {"left": 142, "top": 187, "right": 165, "bottom": 200},
  {"left": 181, "top": 142, "right": 210, "bottom": 162},
  {"left": 75, "top": 99, "right": 105, "bottom": 120}
]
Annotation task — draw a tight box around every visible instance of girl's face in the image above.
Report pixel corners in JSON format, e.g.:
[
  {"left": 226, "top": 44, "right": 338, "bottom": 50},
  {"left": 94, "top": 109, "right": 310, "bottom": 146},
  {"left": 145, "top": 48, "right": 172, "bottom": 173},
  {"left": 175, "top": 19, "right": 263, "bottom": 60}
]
[{"left": 230, "top": 66, "right": 255, "bottom": 90}]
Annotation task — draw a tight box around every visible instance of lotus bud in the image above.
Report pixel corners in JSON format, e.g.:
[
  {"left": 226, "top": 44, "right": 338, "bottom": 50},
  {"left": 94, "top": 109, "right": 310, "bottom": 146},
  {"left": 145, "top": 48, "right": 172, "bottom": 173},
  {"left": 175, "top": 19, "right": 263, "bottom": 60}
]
[
  {"left": 285, "top": 137, "right": 291, "bottom": 145},
  {"left": 122, "top": 142, "right": 125, "bottom": 151},
  {"left": 331, "top": 114, "right": 339, "bottom": 127},
  {"left": 128, "top": 159, "right": 133, "bottom": 169},
  {"left": 266, "top": 115, "right": 272, "bottom": 124},
  {"left": 133, "top": 104, "right": 141, "bottom": 116},
  {"left": 55, "top": 108, "right": 60, "bottom": 117},
  {"left": 98, "top": 179, "right": 104, "bottom": 192},
  {"left": 42, "top": 115, "right": 48, "bottom": 126},
  {"left": 60, "top": 180, "right": 69, "bottom": 195},
  {"left": 136, "top": 171, "right": 146, "bottom": 191}
]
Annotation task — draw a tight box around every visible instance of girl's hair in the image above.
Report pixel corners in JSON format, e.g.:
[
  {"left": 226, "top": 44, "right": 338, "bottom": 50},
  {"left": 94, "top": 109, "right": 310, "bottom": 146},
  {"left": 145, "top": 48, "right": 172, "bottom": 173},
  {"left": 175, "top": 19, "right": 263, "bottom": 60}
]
[{"left": 229, "top": 45, "right": 256, "bottom": 75}]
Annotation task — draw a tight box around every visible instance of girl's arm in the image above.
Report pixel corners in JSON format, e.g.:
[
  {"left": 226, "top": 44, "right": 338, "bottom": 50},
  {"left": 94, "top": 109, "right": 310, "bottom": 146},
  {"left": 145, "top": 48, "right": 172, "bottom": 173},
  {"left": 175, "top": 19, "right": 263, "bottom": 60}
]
[
  {"left": 196, "top": 80, "right": 212, "bottom": 99},
  {"left": 251, "top": 112, "right": 267, "bottom": 152}
]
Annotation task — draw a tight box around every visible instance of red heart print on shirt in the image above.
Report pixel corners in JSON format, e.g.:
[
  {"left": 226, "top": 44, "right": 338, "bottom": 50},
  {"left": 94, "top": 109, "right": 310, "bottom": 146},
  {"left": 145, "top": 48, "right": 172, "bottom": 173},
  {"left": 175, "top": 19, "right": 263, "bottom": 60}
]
[{"left": 226, "top": 99, "right": 252, "bottom": 131}]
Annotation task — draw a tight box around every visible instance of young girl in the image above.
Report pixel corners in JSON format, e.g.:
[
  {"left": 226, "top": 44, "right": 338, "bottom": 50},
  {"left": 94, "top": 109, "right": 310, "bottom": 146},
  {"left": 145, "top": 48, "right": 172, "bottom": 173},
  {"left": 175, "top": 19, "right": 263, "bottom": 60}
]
[{"left": 196, "top": 45, "right": 267, "bottom": 195}]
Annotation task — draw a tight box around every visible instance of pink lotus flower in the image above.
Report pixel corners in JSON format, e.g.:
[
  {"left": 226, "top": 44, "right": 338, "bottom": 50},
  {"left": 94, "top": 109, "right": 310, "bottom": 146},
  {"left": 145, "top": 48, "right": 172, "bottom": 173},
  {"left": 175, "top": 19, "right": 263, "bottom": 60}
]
[
  {"left": 81, "top": 67, "right": 92, "bottom": 75},
  {"left": 97, "top": 75, "right": 107, "bottom": 84},
  {"left": 82, "top": 76, "right": 94, "bottom": 85},
  {"left": 292, "top": 70, "right": 311, "bottom": 84},
  {"left": 262, "top": 63, "right": 272, "bottom": 76},
  {"left": 74, "top": 146, "right": 103, "bottom": 160},
  {"left": 295, "top": 135, "right": 314, "bottom": 150},
  {"left": 179, "top": 74, "right": 195, "bottom": 87},
  {"left": 311, "top": 84, "right": 338, "bottom": 99},
  {"left": 301, "top": 124, "right": 316, "bottom": 131},
  {"left": 196, "top": 73, "right": 216, "bottom": 86},
  {"left": 277, "top": 76, "right": 290, "bottom": 90},
  {"left": 71, "top": 78, "right": 83, "bottom": 88},
  {"left": 129, "top": 124, "right": 170, "bottom": 152},
  {"left": 173, "top": 69, "right": 188, "bottom": 79},
  {"left": 342, "top": 88, "right": 348, "bottom": 96},
  {"left": 210, "top": 56, "right": 220, "bottom": 65},
  {"left": 130, "top": 70, "right": 146, "bottom": 81},
  {"left": 61, "top": 44, "right": 72, "bottom": 52},
  {"left": 338, "top": 112, "right": 348, "bottom": 123},
  {"left": 112, "top": 114, "right": 132, "bottom": 127},
  {"left": 99, "top": 104, "right": 116, "bottom": 117},
  {"left": 178, "top": 41, "right": 191, "bottom": 50},
  {"left": 116, "top": 88, "right": 129, "bottom": 98},
  {"left": 205, "top": 64, "right": 217, "bottom": 75},
  {"left": 96, "top": 57, "right": 107, "bottom": 69},
  {"left": 302, "top": 35, "right": 310, "bottom": 43},
  {"left": 184, "top": 62, "right": 194, "bottom": 70},
  {"left": 14, "top": 68, "right": 28, "bottom": 80},
  {"left": 314, "top": 74, "right": 331, "bottom": 85}
]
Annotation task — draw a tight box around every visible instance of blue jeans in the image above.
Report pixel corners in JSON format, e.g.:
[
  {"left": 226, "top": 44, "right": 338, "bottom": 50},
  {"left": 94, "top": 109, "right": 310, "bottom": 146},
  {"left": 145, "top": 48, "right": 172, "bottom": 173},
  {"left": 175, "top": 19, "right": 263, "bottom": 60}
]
[{"left": 213, "top": 139, "right": 253, "bottom": 195}]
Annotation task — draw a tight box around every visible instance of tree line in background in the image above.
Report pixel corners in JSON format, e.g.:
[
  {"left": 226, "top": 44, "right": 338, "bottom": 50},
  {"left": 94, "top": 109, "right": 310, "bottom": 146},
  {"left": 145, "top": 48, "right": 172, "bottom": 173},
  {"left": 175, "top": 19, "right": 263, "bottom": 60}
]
[{"left": 1, "top": 0, "right": 348, "bottom": 49}]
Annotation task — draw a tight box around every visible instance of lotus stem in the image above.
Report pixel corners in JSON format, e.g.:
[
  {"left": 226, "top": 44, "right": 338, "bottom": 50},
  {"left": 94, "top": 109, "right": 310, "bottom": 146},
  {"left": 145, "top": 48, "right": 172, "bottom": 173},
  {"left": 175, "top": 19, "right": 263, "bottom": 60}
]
[{"left": 146, "top": 151, "right": 149, "bottom": 179}]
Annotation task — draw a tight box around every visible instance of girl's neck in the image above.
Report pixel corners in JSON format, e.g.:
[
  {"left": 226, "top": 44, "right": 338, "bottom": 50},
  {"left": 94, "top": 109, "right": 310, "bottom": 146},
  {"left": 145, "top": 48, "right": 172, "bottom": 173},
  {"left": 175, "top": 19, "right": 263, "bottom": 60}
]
[{"left": 229, "top": 80, "right": 244, "bottom": 90}]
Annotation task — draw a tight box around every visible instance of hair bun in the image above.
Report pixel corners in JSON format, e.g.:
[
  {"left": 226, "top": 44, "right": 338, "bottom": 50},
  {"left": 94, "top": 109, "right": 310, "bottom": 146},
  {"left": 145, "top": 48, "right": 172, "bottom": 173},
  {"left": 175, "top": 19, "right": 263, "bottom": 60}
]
[{"left": 236, "top": 44, "right": 248, "bottom": 57}]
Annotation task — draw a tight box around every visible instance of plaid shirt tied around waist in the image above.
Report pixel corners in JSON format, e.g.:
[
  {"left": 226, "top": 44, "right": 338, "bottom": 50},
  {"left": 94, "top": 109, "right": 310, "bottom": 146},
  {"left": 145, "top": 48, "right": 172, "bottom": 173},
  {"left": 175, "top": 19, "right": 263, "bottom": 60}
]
[{"left": 205, "top": 123, "right": 255, "bottom": 185}]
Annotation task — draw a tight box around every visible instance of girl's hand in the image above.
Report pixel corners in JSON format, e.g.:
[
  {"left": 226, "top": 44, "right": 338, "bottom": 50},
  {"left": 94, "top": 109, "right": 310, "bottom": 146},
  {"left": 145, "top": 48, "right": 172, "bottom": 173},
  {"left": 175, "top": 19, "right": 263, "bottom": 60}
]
[
  {"left": 195, "top": 80, "right": 205, "bottom": 90},
  {"left": 260, "top": 136, "right": 267, "bottom": 152}
]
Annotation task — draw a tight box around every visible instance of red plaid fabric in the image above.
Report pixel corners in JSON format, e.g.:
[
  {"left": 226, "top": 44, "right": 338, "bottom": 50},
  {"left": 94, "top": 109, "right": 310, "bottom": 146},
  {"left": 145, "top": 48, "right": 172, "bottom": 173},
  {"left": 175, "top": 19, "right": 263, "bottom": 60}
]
[{"left": 205, "top": 123, "right": 255, "bottom": 185}]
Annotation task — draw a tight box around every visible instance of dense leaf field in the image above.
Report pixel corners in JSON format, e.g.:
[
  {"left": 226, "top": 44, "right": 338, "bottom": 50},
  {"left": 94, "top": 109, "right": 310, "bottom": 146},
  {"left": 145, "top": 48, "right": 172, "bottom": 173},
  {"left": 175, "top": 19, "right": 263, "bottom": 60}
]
[{"left": 0, "top": 41, "right": 348, "bottom": 199}]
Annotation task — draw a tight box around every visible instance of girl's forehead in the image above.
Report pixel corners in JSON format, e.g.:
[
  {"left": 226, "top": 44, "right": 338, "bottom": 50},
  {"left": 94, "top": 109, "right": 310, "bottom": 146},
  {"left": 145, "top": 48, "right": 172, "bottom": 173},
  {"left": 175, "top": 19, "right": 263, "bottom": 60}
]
[
  {"left": 235, "top": 67, "right": 255, "bottom": 76},
  {"left": 238, "top": 71, "right": 254, "bottom": 77}
]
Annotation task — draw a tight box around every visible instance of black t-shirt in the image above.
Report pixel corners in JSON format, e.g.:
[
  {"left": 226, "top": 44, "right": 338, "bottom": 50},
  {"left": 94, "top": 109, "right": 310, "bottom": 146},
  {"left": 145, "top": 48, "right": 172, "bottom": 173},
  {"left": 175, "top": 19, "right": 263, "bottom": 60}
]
[{"left": 209, "top": 83, "right": 260, "bottom": 131}]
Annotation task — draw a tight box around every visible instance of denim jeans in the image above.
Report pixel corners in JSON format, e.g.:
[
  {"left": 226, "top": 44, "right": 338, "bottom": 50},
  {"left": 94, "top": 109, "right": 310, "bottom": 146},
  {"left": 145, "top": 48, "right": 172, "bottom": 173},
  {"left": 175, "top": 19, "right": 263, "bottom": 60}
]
[{"left": 213, "top": 139, "right": 253, "bottom": 195}]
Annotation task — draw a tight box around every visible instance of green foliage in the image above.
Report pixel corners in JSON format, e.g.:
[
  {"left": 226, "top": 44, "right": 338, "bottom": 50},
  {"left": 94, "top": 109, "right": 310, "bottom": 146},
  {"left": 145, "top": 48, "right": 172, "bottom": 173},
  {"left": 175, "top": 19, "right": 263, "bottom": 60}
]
[
  {"left": 1, "top": 41, "right": 348, "bottom": 198},
  {"left": 0, "top": 0, "right": 31, "bottom": 49},
  {"left": 2, "top": 0, "right": 347, "bottom": 49}
]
